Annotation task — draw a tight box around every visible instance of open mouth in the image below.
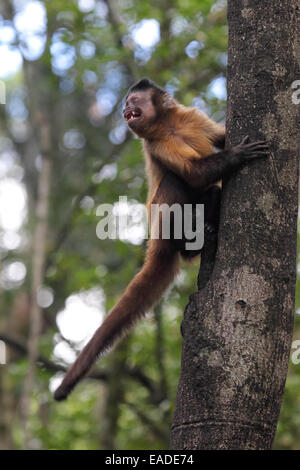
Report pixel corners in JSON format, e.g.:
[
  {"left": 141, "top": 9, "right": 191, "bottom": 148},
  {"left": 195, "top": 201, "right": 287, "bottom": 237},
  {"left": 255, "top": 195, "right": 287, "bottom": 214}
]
[{"left": 124, "top": 109, "right": 142, "bottom": 123}]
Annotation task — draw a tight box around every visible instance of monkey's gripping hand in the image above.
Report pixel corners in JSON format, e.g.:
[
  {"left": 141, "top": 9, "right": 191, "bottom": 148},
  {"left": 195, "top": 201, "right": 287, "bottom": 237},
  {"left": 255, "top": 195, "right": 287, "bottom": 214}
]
[{"left": 230, "top": 136, "right": 269, "bottom": 163}]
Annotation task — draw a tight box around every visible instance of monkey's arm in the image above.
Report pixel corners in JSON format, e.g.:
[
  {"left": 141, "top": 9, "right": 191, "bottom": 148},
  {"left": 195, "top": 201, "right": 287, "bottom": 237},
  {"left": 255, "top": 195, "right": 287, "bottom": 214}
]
[{"left": 154, "top": 136, "right": 268, "bottom": 189}]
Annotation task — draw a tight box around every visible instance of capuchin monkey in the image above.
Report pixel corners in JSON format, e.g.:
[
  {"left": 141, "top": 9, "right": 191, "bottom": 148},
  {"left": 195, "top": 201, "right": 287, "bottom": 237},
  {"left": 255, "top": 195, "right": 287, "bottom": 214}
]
[{"left": 54, "top": 78, "right": 268, "bottom": 401}]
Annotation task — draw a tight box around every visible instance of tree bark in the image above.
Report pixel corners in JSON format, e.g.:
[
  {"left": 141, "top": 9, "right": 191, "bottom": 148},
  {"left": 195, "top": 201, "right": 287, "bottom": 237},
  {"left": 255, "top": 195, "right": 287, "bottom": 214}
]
[{"left": 170, "top": 0, "right": 300, "bottom": 450}]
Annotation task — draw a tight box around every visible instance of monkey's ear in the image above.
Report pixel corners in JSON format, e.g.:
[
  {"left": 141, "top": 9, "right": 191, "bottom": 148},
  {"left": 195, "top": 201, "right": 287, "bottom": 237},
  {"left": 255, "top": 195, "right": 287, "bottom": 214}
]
[{"left": 161, "top": 93, "right": 176, "bottom": 109}]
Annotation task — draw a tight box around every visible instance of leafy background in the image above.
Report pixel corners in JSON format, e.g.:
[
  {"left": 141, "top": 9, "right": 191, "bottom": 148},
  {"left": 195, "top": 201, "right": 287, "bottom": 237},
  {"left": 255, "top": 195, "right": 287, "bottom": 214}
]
[{"left": 0, "top": 0, "right": 299, "bottom": 450}]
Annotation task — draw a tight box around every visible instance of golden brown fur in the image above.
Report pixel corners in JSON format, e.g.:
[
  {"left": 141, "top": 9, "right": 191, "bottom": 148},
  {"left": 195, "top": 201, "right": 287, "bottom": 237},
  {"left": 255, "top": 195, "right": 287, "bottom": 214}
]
[{"left": 144, "top": 104, "right": 224, "bottom": 212}]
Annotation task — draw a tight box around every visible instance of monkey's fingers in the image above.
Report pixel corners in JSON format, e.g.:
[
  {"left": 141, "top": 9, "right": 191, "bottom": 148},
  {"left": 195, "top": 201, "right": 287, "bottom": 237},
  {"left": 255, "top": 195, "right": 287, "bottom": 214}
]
[
  {"left": 240, "top": 135, "right": 249, "bottom": 145},
  {"left": 243, "top": 149, "right": 269, "bottom": 160},
  {"left": 243, "top": 141, "right": 269, "bottom": 150},
  {"left": 241, "top": 140, "right": 269, "bottom": 158}
]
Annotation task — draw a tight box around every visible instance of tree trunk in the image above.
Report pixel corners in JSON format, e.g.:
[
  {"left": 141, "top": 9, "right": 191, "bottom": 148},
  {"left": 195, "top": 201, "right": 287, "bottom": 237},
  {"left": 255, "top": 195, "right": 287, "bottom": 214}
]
[
  {"left": 170, "top": 0, "right": 300, "bottom": 450},
  {"left": 21, "top": 60, "right": 53, "bottom": 449}
]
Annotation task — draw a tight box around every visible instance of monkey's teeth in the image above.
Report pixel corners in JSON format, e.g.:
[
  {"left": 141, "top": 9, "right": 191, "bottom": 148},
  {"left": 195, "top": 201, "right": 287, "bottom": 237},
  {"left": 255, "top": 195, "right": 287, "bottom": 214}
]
[
  {"left": 125, "top": 109, "right": 141, "bottom": 122},
  {"left": 128, "top": 112, "right": 140, "bottom": 121}
]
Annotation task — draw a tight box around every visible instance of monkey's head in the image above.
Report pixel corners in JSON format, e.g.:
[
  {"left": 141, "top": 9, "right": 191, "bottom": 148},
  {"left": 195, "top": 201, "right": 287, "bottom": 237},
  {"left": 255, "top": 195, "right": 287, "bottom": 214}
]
[{"left": 123, "top": 78, "right": 175, "bottom": 138}]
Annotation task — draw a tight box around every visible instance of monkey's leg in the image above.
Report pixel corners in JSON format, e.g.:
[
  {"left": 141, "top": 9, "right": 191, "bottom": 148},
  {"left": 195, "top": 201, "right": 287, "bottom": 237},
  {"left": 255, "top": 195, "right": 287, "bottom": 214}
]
[
  {"left": 198, "top": 186, "right": 221, "bottom": 290},
  {"left": 180, "top": 185, "right": 221, "bottom": 260},
  {"left": 153, "top": 174, "right": 222, "bottom": 261},
  {"left": 152, "top": 174, "right": 222, "bottom": 270},
  {"left": 201, "top": 184, "right": 222, "bottom": 235}
]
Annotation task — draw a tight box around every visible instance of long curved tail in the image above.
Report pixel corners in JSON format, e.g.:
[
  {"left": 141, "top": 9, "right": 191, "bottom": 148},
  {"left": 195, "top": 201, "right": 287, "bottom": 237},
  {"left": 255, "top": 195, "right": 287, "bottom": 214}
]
[{"left": 54, "top": 242, "right": 180, "bottom": 401}]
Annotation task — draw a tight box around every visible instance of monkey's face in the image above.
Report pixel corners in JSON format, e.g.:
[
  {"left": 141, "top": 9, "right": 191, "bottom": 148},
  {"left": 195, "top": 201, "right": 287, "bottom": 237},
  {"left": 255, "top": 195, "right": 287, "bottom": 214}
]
[{"left": 123, "top": 90, "right": 156, "bottom": 136}]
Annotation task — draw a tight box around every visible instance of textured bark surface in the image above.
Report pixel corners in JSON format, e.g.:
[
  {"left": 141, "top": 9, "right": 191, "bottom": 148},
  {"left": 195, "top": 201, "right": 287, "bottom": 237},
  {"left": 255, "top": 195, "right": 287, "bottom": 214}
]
[{"left": 170, "top": 0, "right": 300, "bottom": 450}]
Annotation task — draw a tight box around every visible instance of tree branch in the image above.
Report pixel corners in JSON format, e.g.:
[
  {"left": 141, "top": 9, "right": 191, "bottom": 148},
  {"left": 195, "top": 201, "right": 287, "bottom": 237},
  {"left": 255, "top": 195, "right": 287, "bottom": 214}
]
[{"left": 0, "top": 334, "right": 162, "bottom": 398}]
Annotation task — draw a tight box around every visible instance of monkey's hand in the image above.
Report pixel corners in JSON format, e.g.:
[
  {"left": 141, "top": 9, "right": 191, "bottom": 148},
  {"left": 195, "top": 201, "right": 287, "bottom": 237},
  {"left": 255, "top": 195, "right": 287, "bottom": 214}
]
[{"left": 231, "top": 136, "right": 269, "bottom": 162}]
